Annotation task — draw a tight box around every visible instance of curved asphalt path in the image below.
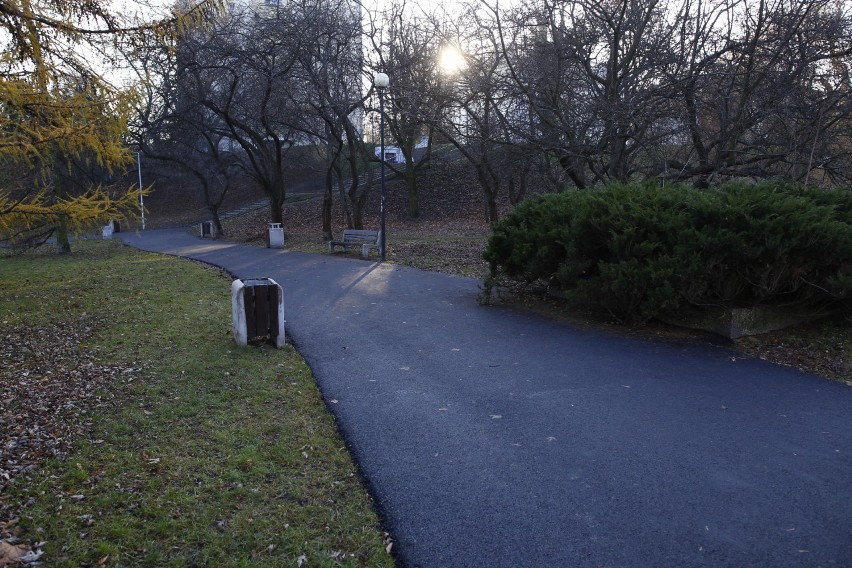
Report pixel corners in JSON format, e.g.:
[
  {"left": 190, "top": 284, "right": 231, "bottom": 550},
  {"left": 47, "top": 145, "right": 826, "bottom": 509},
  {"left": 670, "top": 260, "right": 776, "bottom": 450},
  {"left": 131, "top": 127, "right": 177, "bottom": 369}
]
[{"left": 121, "top": 228, "right": 851, "bottom": 568}]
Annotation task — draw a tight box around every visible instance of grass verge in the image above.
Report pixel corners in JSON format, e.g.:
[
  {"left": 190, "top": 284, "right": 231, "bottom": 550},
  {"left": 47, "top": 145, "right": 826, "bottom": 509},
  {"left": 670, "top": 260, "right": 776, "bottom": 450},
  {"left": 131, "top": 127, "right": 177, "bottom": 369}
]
[{"left": 0, "top": 240, "right": 393, "bottom": 567}]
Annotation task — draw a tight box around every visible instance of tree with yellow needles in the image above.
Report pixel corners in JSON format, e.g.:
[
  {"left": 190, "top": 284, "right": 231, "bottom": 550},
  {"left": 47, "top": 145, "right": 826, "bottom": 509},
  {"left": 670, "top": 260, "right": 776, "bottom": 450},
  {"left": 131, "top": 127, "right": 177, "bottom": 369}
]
[{"left": 0, "top": 0, "right": 222, "bottom": 251}]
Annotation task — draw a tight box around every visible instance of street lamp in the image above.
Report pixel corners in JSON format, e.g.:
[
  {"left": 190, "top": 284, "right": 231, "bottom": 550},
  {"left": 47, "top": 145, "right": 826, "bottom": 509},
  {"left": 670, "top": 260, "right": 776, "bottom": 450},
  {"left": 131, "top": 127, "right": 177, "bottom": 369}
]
[
  {"left": 374, "top": 72, "right": 389, "bottom": 261},
  {"left": 137, "top": 152, "right": 145, "bottom": 230}
]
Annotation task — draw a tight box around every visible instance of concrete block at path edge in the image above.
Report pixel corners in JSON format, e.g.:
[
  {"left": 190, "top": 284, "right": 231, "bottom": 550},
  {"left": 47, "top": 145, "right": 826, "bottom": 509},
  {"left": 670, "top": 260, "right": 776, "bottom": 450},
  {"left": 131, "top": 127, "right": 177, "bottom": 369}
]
[{"left": 231, "top": 278, "right": 285, "bottom": 348}]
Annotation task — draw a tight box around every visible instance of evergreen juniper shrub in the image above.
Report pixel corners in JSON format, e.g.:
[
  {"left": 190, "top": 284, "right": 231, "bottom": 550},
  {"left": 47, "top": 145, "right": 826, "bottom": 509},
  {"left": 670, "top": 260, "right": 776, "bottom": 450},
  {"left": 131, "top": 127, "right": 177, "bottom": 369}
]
[{"left": 484, "top": 181, "right": 852, "bottom": 323}]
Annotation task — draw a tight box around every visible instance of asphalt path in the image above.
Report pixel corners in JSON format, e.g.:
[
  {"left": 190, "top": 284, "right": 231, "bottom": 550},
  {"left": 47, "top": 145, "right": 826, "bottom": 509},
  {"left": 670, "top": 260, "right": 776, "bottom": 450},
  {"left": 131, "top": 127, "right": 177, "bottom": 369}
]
[{"left": 121, "top": 228, "right": 851, "bottom": 568}]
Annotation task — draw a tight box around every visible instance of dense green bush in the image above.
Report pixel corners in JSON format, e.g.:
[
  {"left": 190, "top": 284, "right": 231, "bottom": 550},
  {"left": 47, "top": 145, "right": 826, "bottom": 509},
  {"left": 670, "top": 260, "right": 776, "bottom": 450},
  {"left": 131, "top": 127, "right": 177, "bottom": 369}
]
[{"left": 484, "top": 181, "right": 852, "bottom": 323}]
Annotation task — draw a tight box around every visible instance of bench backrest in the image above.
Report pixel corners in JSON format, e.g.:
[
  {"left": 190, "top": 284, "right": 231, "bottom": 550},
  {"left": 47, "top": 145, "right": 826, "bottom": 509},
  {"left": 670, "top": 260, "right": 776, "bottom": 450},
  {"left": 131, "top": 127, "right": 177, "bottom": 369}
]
[{"left": 342, "top": 229, "right": 381, "bottom": 244}]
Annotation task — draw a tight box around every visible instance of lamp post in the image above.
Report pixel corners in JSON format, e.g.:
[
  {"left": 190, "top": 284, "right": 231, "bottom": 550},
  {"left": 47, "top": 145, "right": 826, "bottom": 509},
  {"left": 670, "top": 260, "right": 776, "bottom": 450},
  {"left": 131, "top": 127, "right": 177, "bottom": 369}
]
[
  {"left": 137, "top": 152, "right": 145, "bottom": 230},
  {"left": 374, "top": 72, "right": 389, "bottom": 261}
]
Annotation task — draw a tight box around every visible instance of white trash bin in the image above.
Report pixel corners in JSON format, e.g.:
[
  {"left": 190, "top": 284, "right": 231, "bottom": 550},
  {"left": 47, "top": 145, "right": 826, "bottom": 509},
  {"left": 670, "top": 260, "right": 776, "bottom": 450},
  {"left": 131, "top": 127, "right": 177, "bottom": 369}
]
[
  {"left": 200, "top": 221, "right": 215, "bottom": 239},
  {"left": 267, "top": 223, "right": 285, "bottom": 248}
]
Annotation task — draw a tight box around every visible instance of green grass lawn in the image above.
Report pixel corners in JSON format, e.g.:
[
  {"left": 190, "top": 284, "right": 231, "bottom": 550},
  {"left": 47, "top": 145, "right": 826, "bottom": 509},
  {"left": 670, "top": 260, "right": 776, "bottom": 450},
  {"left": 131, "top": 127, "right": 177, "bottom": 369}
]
[{"left": 0, "top": 240, "right": 394, "bottom": 567}]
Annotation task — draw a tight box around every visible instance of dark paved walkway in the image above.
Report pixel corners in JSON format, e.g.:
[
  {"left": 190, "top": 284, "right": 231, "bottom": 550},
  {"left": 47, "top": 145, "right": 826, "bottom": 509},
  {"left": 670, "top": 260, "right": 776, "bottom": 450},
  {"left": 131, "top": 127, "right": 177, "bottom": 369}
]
[{"left": 122, "top": 228, "right": 851, "bottom": 568}]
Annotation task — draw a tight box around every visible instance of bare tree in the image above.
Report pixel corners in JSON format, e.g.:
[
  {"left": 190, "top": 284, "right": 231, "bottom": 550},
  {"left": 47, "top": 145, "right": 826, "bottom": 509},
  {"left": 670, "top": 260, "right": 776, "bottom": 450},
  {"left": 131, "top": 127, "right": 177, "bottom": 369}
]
[
  {"left": 291, "top": 0, "right": 373, "bottom": 234},
  {"left": 408, "top": 3, "right": 533, "bottom": 224},
  {"left": 495, "top": 0, "right": 852, "bottom": 188},
  {"left": 367, "top": 1, "right": 444, "bottom": 218},
  {"left": 172, "top": 6, "right": 311, "bottom": 224},
  {"left": 496, "top": 0, "right": 677, "bottom": 186},
  {"left": 129, "top": 0, "right": 381, "bottom": 239},
  {"left": 662, "top": 0, "right": 852, "bottom": 185},
  {"left": 129, "top": 28, "right": 241, "bottom": 236}
]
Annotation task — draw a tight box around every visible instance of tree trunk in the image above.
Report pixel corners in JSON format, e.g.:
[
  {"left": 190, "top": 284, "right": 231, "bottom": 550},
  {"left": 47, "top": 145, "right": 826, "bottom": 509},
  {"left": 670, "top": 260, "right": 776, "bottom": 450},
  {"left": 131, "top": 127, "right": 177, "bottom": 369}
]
[
  {"left": 269, "top": 198, "right": 284, "bottom": 224},
  {"left": 476, "top": 170, "right": 500, "bottom": 225},
  {"left": 508, "top": 163, "right": 531, "bottom": 205},
  {"left": 351, "top": 178, "right": 364, "bottom": 229},
  {"left": 346, "top": 150, "right": 363, "bottom": 229},
  {"left": 268, "top": 175, "right": 286, "bottom": 224},
  {"left": 322, "top": 167, "right": 334, "bottom": 241},
  {"left": 559, "top": 154, "right": 587, "bottom": 189},
  {"left": 352, "top": 165, "right": 373, "bottom": 230},
  {"left": 212, "top": 205, "right": 225, "bottom": 238},
  {"left": 475, "top": 160, "right": 502, "bottom": 225},
  {"left": 323, "top": 139, "right": 342, "bottom": 240},
  {"left": 53, "top": 158, "right": 72, "bottom": 254},
  {"left": 482, "top": 190, "right": 498, "bottom": 226},
  {"left": 336, "top": 167, "right": 353, "bottom": 229},
  {"left": 55, "top": 215, "right": 71, "bottom": 255},
  {"left": 404, "top": 167, "right": 419, "bottom": 218},
  {"left": 198, "top": 173, "right": 230, "bottom": 239}
]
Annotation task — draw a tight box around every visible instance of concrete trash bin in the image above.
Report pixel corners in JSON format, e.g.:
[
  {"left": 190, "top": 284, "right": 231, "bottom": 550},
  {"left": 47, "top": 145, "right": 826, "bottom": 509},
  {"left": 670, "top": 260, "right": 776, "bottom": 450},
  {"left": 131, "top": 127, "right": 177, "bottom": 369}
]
[
  {"left": 267, "top": 223, "right": 284, "bottom": 248},
  {"left": 231, "top": 278, "right": 285, "bottom": 348},
  {"left": 200, "top": 220, "right": 215, "bottom": 239}
]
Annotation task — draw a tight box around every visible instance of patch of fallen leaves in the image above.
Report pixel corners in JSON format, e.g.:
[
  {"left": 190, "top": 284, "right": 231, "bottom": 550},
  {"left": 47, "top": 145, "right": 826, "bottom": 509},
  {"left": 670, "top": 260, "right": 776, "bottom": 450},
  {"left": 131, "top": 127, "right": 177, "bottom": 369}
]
[
  {"left": 221, "top": 162, "right": 496, "bottom": 279},
  {"left": 388, "top": 238, "right": 490, "bottom": 278},
  {"left": 221, "top": 162, "right": 471, "bottom": 236},
  {"left": 0, "top": 539, "right": 42, "bottom": 566},
  {"left": 1, "top": 318, "right": 138, "bottom": 563},
  {"left": 735, "top": 323, "right": 852, "bottom": 383}
]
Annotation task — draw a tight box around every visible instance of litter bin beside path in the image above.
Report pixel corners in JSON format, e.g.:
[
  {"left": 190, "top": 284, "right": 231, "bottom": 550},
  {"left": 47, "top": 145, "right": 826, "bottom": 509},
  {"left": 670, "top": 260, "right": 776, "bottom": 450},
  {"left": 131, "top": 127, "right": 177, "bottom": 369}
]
[
  {"left": 231, "top": 278, "right": 285, "bottom": 348},
  {"left": 267, "top": 223, "right": 284, "bottom": 248}
]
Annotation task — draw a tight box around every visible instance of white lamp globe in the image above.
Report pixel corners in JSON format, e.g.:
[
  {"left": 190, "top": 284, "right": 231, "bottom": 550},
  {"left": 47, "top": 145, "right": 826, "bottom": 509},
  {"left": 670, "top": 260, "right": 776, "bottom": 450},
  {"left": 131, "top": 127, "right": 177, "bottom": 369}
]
[{"left": 374, "top": 72, "right": 389, "bottom": 88}]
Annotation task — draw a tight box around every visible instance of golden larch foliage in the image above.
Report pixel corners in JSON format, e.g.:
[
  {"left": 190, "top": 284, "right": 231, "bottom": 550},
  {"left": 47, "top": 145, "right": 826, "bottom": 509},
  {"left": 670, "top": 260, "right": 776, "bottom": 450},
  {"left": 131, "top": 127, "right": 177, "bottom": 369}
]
[{"left": 0, "top": 0, "right": 222, "bottom": 245}]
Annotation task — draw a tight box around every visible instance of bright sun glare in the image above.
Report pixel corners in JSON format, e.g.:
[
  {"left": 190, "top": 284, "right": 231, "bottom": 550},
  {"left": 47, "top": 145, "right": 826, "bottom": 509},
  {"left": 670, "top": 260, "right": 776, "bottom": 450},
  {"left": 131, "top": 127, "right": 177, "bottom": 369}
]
[{"left": 438, "top": 46, "right": 467, "bottom": 74}]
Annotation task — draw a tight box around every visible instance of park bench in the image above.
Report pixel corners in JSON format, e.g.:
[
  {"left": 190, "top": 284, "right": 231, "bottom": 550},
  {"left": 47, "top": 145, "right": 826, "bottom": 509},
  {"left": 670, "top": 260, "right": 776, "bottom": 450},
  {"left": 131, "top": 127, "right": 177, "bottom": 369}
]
[{"left": 328, "top": 229, "right": 382, "bottom": 259}]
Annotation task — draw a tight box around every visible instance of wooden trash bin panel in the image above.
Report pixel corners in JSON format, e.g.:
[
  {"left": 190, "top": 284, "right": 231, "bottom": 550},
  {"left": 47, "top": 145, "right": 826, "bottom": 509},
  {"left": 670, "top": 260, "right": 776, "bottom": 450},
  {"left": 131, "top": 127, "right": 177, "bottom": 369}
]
[
  {"left": 231, "top": 278, "right": 285, "bottom": 348},
  {"left": 243, "top": 282, "right": 280, "bottom": 340}
]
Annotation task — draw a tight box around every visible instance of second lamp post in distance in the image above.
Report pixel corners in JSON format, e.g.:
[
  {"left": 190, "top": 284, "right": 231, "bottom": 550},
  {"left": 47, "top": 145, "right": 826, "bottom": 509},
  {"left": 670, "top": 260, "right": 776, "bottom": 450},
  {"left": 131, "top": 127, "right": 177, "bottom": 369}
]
[{"left": 374, "top": 72, "right": 389, "bottom": 262}]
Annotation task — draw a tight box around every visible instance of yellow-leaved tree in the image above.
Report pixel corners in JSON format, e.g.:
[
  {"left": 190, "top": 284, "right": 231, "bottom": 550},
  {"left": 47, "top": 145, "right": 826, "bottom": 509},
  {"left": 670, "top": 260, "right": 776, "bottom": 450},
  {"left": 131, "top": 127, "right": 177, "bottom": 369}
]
[{"left": 0, "top": 0, "right": 222, "bottom": 252}]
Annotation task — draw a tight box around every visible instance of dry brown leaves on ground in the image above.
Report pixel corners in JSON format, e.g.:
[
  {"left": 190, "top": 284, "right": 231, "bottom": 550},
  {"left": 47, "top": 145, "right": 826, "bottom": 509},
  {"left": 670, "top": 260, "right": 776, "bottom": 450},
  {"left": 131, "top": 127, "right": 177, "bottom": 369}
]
[
  {"left": 0, "top": 319, "right": 138, "bottom": 563},
  {"left": 735, "top": 329, "right": 852, "bottom": 383}
]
